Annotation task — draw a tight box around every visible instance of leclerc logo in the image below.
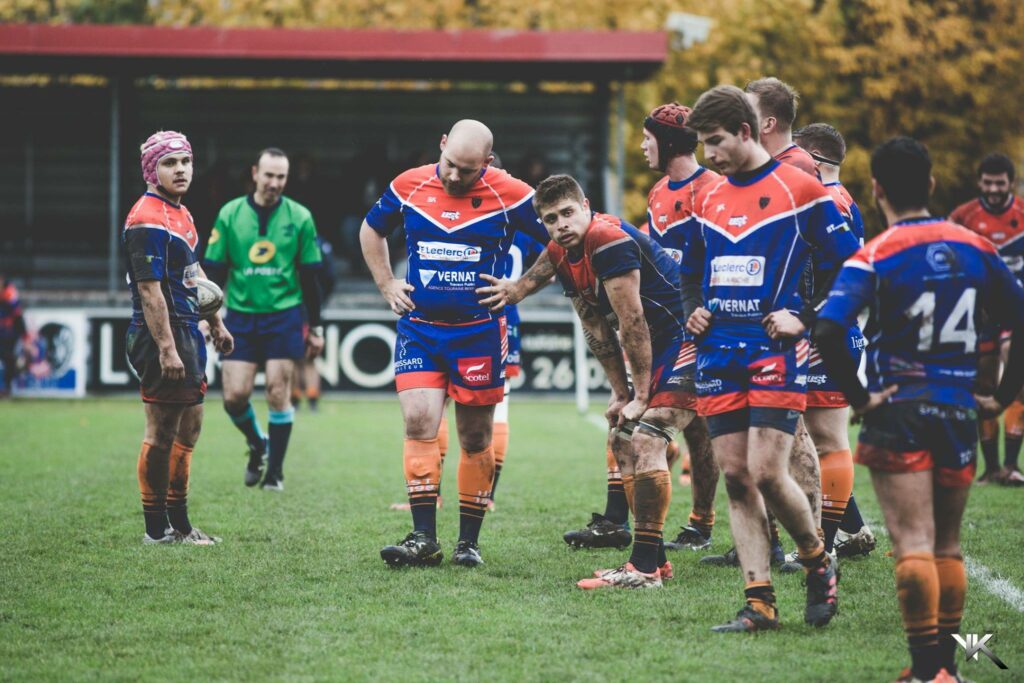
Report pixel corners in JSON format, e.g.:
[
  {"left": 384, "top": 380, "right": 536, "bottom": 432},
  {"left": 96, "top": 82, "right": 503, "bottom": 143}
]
[
  {"left": 458, "top": 357, "right": 492, "bottom": 386},
  {"left": 418, "top": 241, "right": 481, "bottom": 262}
]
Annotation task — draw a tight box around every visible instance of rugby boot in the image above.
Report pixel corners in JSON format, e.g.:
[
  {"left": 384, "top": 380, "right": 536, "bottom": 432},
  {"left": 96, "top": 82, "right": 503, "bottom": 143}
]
[
  {"left": 893, "top": 666, "right": 967, "bottom": 683},
  {"left": 711, "top": 604, "right": 780, "bottom": 633},
  {"left": 142, "top": 532, "right": 176, "bottom": 545},
  {"left": 381, "top": 531, "right": 443, "bottom": 568},
  {"left": 563, "top": 513, "right": 632, "bottom": 549},
  {"left": 244, "top": 437, "right": 267, "bottom": 487},
  {"left": 452, "top": 540, "right": 484, "bottom": 567},
  {"left": 593, "top": 560, "right": 673, "bottom": 581},
  {"left": 664, "top": 524, "right": 711, "bottom": 551},
  {"left": 174, "top": 527, "right": 221, "bottom": 545},
  {"left": 835, "top": 526, "right": 877, "bottom": 558},
  {"left": 804, "top": 557, "right": 839, "bottom": 627},
  {"left": 577, "top": 562, "right": 662, "bottom": 590},
  {"left": 700, "top": 540, "right": 786, "bottom": 567}
]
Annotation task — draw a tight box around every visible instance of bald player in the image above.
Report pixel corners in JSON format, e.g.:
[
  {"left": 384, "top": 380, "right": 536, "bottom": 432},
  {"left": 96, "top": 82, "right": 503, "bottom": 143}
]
[{"left": 361, "top": 120, "right": 550, "bottom": 569}]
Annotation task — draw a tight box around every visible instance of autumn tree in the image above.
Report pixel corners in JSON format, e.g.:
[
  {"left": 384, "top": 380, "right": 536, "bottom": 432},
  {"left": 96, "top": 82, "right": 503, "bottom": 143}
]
[{"left": 3, "top": 0, "right": 1022, "bottom": 231}]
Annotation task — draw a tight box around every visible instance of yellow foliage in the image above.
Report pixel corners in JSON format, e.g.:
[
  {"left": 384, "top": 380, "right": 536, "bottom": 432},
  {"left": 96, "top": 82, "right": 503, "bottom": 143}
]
[{"left": 3, "top": 0, "right": 1023, "bottom": 232}]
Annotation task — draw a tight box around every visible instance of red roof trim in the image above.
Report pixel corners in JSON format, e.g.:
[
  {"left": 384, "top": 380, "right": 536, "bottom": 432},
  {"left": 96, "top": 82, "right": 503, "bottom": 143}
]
[{"left": 0, "top": 24, "right": 666, "bottom": 64}]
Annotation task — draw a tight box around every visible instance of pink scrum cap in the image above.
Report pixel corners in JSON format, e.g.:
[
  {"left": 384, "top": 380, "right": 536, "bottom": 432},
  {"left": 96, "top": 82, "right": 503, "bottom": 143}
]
[{"left": 140, "top": 130, "right": 192, "bottom": 186}]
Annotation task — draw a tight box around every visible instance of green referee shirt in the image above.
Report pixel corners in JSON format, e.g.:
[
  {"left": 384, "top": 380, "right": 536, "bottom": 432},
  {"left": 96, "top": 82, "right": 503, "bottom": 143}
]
[{"left": 205, "top": 195, "right": 322, "bottom": 313}]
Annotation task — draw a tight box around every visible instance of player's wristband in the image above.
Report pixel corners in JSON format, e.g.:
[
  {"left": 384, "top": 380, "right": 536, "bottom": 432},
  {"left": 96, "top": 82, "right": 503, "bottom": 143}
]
[{"left": 309, "top": 325, "right": 324, "bottom": 338}]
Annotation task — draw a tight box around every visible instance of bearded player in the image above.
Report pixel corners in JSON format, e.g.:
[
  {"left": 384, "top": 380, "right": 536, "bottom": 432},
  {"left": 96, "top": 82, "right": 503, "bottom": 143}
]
[
  {"left": 950, "top": 152, "right": 1024, "bottom": 486},
  {"left": 362, "top": 120, "right": 551, "bottom": 568}
]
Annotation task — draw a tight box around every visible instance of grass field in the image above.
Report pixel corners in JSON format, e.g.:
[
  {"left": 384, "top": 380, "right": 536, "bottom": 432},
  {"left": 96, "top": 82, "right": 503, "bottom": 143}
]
[{"left": 1, "top": 398, "right": 1022, "bottom": 682}]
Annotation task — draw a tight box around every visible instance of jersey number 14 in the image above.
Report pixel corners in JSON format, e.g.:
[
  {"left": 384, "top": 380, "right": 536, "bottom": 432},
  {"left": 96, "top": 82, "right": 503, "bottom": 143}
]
[{"left": 905, "top": 288, "right": 977, "bottom": 353}]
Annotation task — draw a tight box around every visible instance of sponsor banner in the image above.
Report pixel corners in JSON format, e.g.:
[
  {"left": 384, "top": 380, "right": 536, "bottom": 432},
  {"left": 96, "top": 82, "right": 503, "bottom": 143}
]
[
  {"left": 87, "top": 310, "right": 607, "bottom": 394},
  {"left": 417, "top": 241, "right": 481, "bottom": 262},
  {"left": 12, "top": 309, "right": 88, "bottom": 397},
  {"left": 709, "top": 255, "right": 765, "bottom": 287}
]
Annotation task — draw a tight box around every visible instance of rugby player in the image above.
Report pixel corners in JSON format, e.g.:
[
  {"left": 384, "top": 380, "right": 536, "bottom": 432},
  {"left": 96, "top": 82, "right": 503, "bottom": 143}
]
[
  {"left": 390, "top": 229, "right": 545, "bottom": 513},
  {"left": 785, "top": 123, "right": 877, "bottom": 560},
  {"left": 744, "top": 77, "right": 817, "bottom": 176},
  {"left": 683, "top": 86, "right": 858, "bottom": 631},
  {"left": 507, "top": 174, "right": 694, "bottom": 588},
  {"left": 204, "top": 148, "right": 325, "bottom": 491},
  {"left": 950, "top": 153, "right": 1024, "bottom": 486},
  {"left": 701, "top": 77, "right": 821, "bottom": 569},
  {"left": 816, "top": 136, "right": 1024, "bottom": 683},
  {"left": 362, "top": 120, "right": 550, "bottom": 568},
  {"left": 125, "top": 130, "right": 233, "bottom": 545},
  {"left": 479, "top": 235, "right": 638, "bottom": 553},
  {"left": 640, "top": 102, "right": 720, "bottom": 552}
]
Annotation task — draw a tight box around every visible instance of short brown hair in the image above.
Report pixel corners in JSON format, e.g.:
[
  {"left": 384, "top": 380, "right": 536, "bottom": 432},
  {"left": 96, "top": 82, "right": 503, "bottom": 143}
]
[
  {"left": 533, "top": 174, "right": 586, "bottom": 213},
  {"left": 794, "top": 123, "right": 846, "bottom": 164},
  {"left": 745, "top": 77, "right": 799, "bottom": 130},
  {"left": 686, "top": 85, "right": 760, "bottom": 141}
]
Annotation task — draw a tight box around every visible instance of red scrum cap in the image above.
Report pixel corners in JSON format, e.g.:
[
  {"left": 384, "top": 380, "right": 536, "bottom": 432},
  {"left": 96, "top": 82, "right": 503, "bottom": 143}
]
[{"left": 644, "top": 103, "right": 698, "bottom": 171}]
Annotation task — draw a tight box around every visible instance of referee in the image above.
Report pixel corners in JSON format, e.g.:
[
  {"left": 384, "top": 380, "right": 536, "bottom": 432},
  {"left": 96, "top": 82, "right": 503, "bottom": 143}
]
[{"left": 204, "top": 147, "right": 324, "bottom": 491}]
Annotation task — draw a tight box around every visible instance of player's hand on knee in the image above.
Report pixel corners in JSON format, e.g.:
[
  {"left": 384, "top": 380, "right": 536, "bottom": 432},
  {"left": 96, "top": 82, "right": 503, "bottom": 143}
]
[
  {"left": 159, "top": 348, "right": 186, "bottom": 380},
  {"left": 620, "top": 397, "right": 649, "bottom": 426},
  {"left": 605, "top": 391, "right": 629, "bottom": 428},
  {"left": 852, "top": 384, "right": 899, "bottom": 419},
  {"left": 382, "top": 278, "right": 415, "bottom": 315},
  {"left": 974, "top": 394, "right": 1005, "bottom": 419},
  {"left": 476, "top": 274, "right": 520, "bottom": 312},
  {"left": 762, "top": 309, "right": 806, "bottom": 339},
  {"left": 686, "top": 307, "right": 711, "bottom": 335}
]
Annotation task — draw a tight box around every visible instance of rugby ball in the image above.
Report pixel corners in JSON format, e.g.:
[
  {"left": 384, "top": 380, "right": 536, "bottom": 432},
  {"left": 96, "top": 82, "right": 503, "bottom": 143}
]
[{"left": 195, "top": 277, "right": 224, "bottom": 318}]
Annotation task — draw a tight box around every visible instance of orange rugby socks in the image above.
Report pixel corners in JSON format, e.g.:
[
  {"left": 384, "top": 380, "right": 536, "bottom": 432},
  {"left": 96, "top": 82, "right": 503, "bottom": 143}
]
[
  {"left": 1003, "top": 400, "right": 1024, "bottom": 470},
  {"left": 896, "top": 552, "right": 941, "bottom": 681},
  {"left": 628, "top": 469, "right": 671, "bottom": 574},
  {"left": 491, "top": 421, "right": 509, "bottom": 500},
  {"left": 137, "top": 442, "right": 170, "bottom": 540},
  {"left": 403, "top": 437, "right": 442, "bottom": 537},
  {"left": 457, "top": 446, "right": 495, "bottom": 543},
  {"left": 935, "top": 555, "right": 967, "bottom": 676},
  {"left": 166, "top": 441, "right": 194, "bottom": 535},
  {"left": 604, "top": 446, "right": 629, "bottom": 525},
  {"left": 819, "top": 449, "right": 854, "bottom": 552}
]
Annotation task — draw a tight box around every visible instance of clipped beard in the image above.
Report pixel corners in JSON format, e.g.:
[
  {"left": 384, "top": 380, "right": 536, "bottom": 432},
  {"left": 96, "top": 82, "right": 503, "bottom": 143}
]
[{"left": 984, "top": 192, "right": 1010, "bottom": 208}]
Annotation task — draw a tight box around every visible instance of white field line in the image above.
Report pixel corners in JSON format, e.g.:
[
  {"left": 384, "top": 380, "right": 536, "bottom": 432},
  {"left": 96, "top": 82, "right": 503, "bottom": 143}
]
[
  {"left": 964, "top": 557, "right": 1024, "bottom": 613},
  {"left": 860, "top": 517, "right": 1024, "bottom": 613},
  {"left": 585, "top": 412, "right": 1024, "bottom": 614}
]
